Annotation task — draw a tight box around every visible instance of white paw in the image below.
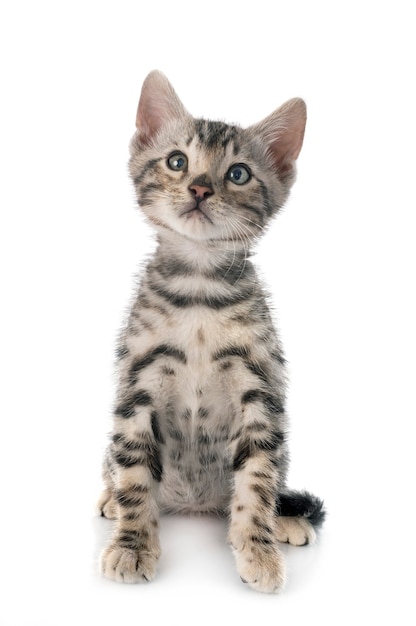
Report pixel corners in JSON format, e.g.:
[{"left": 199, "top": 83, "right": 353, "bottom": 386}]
[
  {"left": 97, "top": 489, "right": 118, "bottom": 520},
  {"left": 233, "top": 542, "right": 286, "bottom": 593},
  {"left": 101, "top": 542, "right": 160, "bottom": 583},
  {"left": 275, "top": 516, "right": 316, "bottom": 546}
]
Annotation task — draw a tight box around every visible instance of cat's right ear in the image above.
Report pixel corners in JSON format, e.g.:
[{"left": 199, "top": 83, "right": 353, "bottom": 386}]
[
  {"left": 136, "top": 71, "right": 189, "bottom": 146},
  {"left": 249, "top": 98, "right": 307, "bottom": 184}
]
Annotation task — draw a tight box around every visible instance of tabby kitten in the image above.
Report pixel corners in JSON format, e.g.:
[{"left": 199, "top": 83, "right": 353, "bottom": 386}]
[{"left": 98, "top": 70, "right": 325, "bottom": 593}]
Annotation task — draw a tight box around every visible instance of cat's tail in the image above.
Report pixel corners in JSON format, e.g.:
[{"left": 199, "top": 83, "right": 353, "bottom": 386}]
[{"left": 277, "top": 490, "right": 326, "bottom": 529}]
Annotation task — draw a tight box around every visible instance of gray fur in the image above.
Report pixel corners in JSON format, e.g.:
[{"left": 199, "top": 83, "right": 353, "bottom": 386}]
[{"left": 98, "top": 71, "right": 324, "bottom": 592}]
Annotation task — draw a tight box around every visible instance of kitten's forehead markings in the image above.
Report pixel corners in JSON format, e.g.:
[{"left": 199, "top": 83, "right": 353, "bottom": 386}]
[
  {"left": 184, "top": 139, "right": 239, "bottom": 187},
  {"left": 194, "top": 118, "right": 239, "bottom": 154}
]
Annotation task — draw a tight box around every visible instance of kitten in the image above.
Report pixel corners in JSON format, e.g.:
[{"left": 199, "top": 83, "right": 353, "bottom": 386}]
[{"left": 98, "top": 70, "right": 325, "bottom": 593}]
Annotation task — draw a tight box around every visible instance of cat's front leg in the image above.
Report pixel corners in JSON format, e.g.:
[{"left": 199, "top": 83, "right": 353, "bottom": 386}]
[
  {"left": 100, "top": 401, "right": 162, "bottom": 583},
  {"left": 228, "top": 392, "right": 287, "bottom": 593}
]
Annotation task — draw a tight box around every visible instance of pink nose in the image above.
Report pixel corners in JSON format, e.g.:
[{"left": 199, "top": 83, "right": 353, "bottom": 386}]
[{"left": 189, "top": 184, "right": 213, "bottom": 200}]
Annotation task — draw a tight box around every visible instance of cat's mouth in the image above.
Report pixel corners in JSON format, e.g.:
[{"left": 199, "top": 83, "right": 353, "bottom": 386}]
[{"left": 180, "top": 201, "right": 213, "bottom": 224}]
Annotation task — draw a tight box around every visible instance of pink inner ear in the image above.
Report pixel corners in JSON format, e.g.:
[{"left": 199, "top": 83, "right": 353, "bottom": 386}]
[
  {"left": 136, "top": 99, "right": 165, "bottom": 146},
  {"left": 263, "top": 98, "right": 307, "bottom": 178},
  {"left": 270, "top": 129, "right": 304, "bottom": 174},
  {"left": 135, "top": 71, "right": 188, "bottom": 146},
  {"left": 136, "top": 85, "right": 167, "bottom": 146}
]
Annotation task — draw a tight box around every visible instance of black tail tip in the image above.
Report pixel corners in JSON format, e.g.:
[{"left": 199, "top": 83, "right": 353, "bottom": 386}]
[{"left": 278, "top": 490, "right": 326, "bottom": 529}]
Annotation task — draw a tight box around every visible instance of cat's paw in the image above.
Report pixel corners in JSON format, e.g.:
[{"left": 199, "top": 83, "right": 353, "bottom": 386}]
[
  {"left": 101, "top": 541, "right": 160, "bottom": 583},
  {"left": 232, "top": 542, "right": 286, "bottom": 593},
  {"left": 97, "top": 489, "right": 118, "bottom": 520},
  {"left": 275, "top": 516, "right": 316, "bottom": 546}
]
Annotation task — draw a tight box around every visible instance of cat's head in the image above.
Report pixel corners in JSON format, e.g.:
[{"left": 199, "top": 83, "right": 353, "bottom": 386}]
[{"left": 129, "top": 71, "right": 306, "bottom": 246}]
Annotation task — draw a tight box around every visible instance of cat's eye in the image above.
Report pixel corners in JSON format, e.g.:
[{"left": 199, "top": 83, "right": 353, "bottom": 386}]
[
  {"left": 226, "top": 164, "right": 251, "bottom": 185},
  {"left": 167, "top": 152, "right": 188, "bottom": 172}
]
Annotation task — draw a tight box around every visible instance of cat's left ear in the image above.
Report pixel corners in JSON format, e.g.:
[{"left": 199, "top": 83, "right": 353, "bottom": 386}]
[
  {"left": 249, "top": 98, "right": 307, "bottom": 181},
  {"left": 136, "top": 70, "right": 189, "bottom": 146}
]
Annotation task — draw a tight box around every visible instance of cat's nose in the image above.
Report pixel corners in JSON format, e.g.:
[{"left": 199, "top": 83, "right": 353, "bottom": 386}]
[{"left": 189, "top": 184, "right": 214, "bottom": 200}]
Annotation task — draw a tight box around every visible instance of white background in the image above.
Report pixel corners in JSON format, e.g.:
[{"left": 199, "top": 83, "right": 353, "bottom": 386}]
[{"left": 1, "top": 1, "right": 415, "bottom": 624}]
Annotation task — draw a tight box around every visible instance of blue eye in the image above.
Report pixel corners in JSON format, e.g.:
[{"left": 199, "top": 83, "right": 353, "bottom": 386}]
[
  {"left": 227, "top": 164, "right": 251, "bottom": 185},
  {"left": 167, "top": 152, "right": 188, "bottom": 171}
]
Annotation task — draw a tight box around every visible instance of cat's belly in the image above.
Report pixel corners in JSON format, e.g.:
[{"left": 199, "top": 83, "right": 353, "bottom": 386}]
[
  {"left": 131, "top": 308, "right": 251, "bottom": 513},
  {"left": 157, "top": 457, "right": 231, "bottom": 514},
  {"left": 155, "top": 377, "right": 236, "bottom": 512}
]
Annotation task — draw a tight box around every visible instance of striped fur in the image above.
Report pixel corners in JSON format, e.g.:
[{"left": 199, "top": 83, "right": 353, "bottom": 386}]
[{"left": 98, "top": 71, "right": 325, "bottom": 592}]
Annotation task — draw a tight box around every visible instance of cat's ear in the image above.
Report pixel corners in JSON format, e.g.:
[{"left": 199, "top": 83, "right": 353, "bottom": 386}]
[
  {"left": 250, "top": 98, "right": 306, "bottom": 181},
  {"left": 136, "top": 71, "right": 189, "bottom": 146}
]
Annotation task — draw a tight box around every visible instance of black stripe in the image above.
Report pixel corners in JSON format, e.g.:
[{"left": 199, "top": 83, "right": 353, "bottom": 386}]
[
  {"left": 149, "top": 282, "right": 254, "bottom": 309},
  {"left": 221, "top": 126, "right": 238, "bottom": 149},
  {"left": 233, "top": 437, "right": 251, "bottom": 471},
  {"left": 242, "top": 389, "right": 264, "bottom": 404},
  {"left": 133, "top": 390, "right": 153, "bottom": 405},
  {"left": 263, "top": 394, "right": 285, "bottom": 415},
  {"left": 117, "top": 487, "right": 149, "bottom": 511},
  {"left": 232, "top": 427, "right": 284, "bottom": 472},
  {"left": 115, "top": 345, "right": 129, "bottom": 359},
  {"left": 115, "top": 390, "right": 152, "bottom": 419},
  {"left": 147, "top": 283, "right": 193, "bottom": 307},
  {"left": 241, "top": 389, "right": 285, "bottom": 415},
  {"left": 240, "top": 202, "right": 265, "bottom": 223},
  {"left": 212, "top": 259, "right": 252, "bottom": 285},
  {"left": 133, "top": 157, "right": 162, "bottom": 186},
  {"left": 140, "top": 182, "right": 161, "bottom": 195},
  {"left": 271, "top": 350, "right": 287, "bottom": 366},
  {"left": 152, "top": 258, "right": 193, "bottom": 279},
  {"left": 112, "top": 433, "right": 147, "bottom": 450},
  {"left": 152, "top": 256, "right": 252, "bottom": 286},
  {"left": 195, "top": 119, "right": 238, "bottom": 150},
  {"left": 116, "top": 492, "right": 145, "bottom": 508},
  {"left": 213, "top": 345, "right": 251, "bottom": 361},
  {"left": 118, "top": 529, "right": 149, "bottom": 550},
  {"left": 256, "top": 178, "right": 275, "bottom": 215},
  {"left": 129, "top": 344, "right": 186, "bottom": 384},
  {"left": 151, "top": 411, "right": 165, "bottom": 444},
  {"left": 254, "top": 429, "right": 285, "bottom": 450},
  {"left": 149, "top": 448, "right": 163, "bottom": 481},
  {"left": 246, "top": 421, "right": 267, "bottom": 432},
  {"left": 245, "top": 361, "right": 270, "bottom": 385},
  {"left": 252, "top": 516, "right": 274, "bottom": 535},
  {"left": 251, "top": 483, "right": 274, "bottom": 508},
  {"left": 113, "top": 452, "right": 146, "bottom": 468},
  {"left": 195, "top": 119, "right": 206, "bottom": 144},
  {"left": 113, "top": 447, "right": 162, "bottom": 482},
  {"left": 249, "top": 534, "right": 273, "bottom": 546}
]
